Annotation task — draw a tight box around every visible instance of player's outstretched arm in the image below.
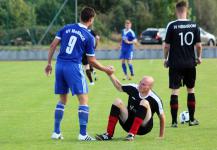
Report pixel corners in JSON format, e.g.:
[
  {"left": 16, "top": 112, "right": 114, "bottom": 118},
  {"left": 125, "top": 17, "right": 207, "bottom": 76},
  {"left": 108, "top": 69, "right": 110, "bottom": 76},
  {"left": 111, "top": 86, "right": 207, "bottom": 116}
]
[
  {"left": 158, "top": 112, "right": 165, "bottom": 139},
  {"left": 45, "top": 38, "right": 60, "bottom": 76},
  {"left": 88, "top": 56, "right": 114, "bottom": 75},
  {"left": 108, "top": 74, "right": 123, "bottom": 92}
]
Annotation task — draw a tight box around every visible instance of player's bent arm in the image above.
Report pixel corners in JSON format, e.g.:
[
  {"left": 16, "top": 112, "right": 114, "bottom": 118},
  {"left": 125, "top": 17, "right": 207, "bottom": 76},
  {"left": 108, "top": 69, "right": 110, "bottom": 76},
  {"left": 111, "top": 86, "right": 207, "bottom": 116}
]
[
  {"left": 48, "top": 38, "right": 60, "bottom": 65},
  {"left": 195, "top": 42, "right": 202, "bottom": 64},
  {"left": 158, "top": 112, "right": 165, "bottom": 138},
  {"left": 45, "top": 38, "right": 60, "bottom": 76},
  {"left": 108, "top": 74, "right": 123, "bottom": 92},
  {"left": 124, "top": 39, "right": 137, "bottom": 44},
  {"left": 87, "top": 56, "right": 114, "bottom": 75}
]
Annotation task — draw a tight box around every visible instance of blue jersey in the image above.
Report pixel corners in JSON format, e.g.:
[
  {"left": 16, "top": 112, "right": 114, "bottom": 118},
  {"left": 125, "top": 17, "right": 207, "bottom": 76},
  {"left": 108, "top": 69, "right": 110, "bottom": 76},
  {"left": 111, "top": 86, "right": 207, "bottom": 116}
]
[
  {"left": 121, "top": 29, "right": 136, "bottom": 52},
  {"left": 56, "top": 23, "right": 95, "bottom": 63}
]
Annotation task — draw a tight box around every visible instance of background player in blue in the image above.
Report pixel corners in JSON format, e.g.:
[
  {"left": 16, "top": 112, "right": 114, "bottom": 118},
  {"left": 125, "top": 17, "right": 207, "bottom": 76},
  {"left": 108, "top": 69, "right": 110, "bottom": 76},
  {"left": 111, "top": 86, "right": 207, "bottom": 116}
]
[
  {"left": 44, "top": 7, "right": 114, "bottom": 141},
  {"left": 120, "top": 20, "right": 137, "bottom": 80},
  {"left": 163, "top": 1, "right": 202, "bottom": 127}
]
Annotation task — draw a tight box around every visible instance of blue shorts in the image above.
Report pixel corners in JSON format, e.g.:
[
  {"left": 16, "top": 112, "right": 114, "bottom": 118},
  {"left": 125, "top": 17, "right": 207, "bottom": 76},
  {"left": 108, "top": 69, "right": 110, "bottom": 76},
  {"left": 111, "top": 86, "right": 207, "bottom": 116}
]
[
  {"left": 55, "top": 61, "right": 88, "bottom": 96},
  {"left": 119, "top": 50, "right": 133, "bottom": 60}
]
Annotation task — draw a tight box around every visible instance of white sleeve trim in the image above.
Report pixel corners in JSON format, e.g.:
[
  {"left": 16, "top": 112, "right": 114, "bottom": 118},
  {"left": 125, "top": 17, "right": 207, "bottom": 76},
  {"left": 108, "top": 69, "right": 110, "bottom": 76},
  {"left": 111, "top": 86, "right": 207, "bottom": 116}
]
[
  {"left": 55, "top": 36, "right": 61, "bottom": 40},
  {"left": 150, "top": 91, "right": 164, "bottom": 115},
  {"left": 86, "top": 53, "right": 95, "bottom": 56}
]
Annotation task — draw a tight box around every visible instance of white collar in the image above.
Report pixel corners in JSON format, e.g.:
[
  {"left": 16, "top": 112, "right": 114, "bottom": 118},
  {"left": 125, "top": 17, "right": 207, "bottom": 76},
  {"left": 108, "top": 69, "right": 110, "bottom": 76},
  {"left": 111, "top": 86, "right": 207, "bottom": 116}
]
[
  {"left": 177, "top": 19, "right": 189, "bottom": 21},
  {"left": 137, "top": 86, "right": 152, "bottom": 99},
  {"left": 124, "top": 28, "right": 132, "bottom": 34},
  {"left": 78, "top": 23, "right": 88, "bottom": 29}
]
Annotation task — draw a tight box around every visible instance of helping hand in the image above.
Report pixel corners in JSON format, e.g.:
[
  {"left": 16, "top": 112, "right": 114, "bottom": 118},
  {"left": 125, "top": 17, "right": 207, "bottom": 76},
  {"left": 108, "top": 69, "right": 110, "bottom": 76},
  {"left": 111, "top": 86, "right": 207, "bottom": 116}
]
[{"left": 105, "top": 65, "right": 115, "bottom": 76}]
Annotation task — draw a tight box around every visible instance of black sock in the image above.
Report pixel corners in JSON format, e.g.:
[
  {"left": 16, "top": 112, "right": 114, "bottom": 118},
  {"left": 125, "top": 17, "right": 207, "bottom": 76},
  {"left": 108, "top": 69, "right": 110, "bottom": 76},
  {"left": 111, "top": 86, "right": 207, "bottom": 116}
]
[
  {"left": 135, "top": 105, "right": 147, "bottom": 120},
  {"left": 109, "top": 105, "right": 120, "bottom": 117},
  {"left": 86, "top": 69, "right": 93, "bottom": 83},
  {"left": 90, "top": 65, "right": 94, "bottom": 72},
  {"left": 187, "top": 93, "right": 195, "bottom": 121},
  {"left": 170, "top": 95, "right": 178, "bottom": 124}
]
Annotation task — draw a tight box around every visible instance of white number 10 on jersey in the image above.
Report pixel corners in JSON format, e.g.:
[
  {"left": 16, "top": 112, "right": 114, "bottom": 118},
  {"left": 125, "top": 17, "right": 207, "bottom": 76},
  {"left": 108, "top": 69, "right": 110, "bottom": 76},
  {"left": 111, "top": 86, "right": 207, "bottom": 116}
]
[
  {"left": 179, "top": 32, "right": 194, "bottom": 46},
  {"left": 66, "top": 36, "right": 77, "bottom": 54}
]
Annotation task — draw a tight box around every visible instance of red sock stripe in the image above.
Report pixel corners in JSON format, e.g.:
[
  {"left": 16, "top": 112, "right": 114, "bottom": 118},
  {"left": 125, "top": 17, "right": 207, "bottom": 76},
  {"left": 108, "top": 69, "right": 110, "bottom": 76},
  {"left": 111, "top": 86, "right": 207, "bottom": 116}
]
[
  {"left": 188, "top": 101, "right": 195, "bottom": 108},
  {"left": 170, "top": 104, "right": 178, "bottom": 109},
  {"left": 107, "top": 116, "right": 118, "bottom": 137},
  {"left": 129, "top": 117, "right": 143, "bottom": 135}
]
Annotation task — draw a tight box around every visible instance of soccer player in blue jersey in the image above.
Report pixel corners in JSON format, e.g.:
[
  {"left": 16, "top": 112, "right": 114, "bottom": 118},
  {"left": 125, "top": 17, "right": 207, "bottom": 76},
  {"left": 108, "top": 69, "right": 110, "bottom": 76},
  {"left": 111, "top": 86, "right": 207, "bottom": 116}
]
[
  {"left": 44, "top": 7, "right": 114, "bottom": 141},
  {"left": 120, "top": 20, "right": 137, "bottom": 80}
]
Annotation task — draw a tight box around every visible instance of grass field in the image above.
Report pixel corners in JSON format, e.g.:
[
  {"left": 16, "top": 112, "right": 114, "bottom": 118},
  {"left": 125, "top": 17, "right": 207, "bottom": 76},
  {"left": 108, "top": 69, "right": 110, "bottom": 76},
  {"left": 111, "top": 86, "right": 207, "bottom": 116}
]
[{"left": 0, "top": 59, "right": 217, "bottom": 150}]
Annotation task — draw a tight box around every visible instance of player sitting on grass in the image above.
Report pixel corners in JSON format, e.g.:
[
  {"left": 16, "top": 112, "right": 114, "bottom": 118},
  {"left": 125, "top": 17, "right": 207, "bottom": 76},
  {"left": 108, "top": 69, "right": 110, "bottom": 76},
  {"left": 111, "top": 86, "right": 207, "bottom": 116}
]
[{"left": 95, "top": 74, "right": 165, "bottom": 141}]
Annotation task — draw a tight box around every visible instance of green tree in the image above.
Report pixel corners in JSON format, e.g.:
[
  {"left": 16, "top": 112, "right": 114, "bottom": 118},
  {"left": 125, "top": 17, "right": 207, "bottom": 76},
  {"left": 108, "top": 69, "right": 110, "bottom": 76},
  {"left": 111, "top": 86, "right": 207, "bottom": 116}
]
[
  {"left": 0, "top": 0, "right": 35, "bottom": 29},
  {"left": 35, "top": 0, "right": 61, "bottom": 25},
  {"left": 194, "top": 0, "right": 217, "bottom": 35}
]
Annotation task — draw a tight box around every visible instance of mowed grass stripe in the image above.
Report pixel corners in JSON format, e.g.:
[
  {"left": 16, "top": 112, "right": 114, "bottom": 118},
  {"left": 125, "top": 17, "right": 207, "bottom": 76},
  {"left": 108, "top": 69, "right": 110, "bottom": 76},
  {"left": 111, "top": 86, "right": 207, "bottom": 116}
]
[{"left": 0, "top": 59, "right": 217, "bottom": 150}]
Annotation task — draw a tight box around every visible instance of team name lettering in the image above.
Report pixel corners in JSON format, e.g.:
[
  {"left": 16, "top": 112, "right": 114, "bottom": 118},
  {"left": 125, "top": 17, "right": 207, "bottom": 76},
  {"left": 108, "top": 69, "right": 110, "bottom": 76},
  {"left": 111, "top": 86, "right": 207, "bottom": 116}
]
[
  {"left": 173, "top": 24, "right": 196, "bottom": 29},
  {"left": 66, "top": 29, "right": 85, "bottom": 41}
]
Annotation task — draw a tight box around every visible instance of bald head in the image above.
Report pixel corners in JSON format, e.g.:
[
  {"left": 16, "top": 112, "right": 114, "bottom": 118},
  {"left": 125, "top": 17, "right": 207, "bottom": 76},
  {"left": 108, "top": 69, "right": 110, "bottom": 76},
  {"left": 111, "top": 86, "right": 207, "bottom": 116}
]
[
  {"left": 138, "top": 76, "right": 154, "bottom": 95},
  {"left": 142, "top": 76, "right": 154, "bottom": 87}
]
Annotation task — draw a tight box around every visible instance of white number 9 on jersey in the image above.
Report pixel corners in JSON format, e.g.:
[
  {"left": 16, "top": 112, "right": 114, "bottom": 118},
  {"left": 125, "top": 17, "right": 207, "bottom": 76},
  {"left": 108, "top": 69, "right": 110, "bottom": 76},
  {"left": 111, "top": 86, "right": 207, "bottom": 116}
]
[{"left": 66, "top": 36, "right": 77, "bottom": 54}]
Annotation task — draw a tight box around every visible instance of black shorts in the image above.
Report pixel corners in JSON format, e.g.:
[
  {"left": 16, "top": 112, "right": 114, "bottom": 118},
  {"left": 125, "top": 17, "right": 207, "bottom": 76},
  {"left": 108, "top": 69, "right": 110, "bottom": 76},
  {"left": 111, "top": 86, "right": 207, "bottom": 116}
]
[
  {"left": 119, "top": 112, "right": 153, "bottom": 135},
  {"left": 82, "top": 54, "right": 88, "bottom": 65},
  {"left": 169, "top": 67, "right": 196, "bottom": 89}
]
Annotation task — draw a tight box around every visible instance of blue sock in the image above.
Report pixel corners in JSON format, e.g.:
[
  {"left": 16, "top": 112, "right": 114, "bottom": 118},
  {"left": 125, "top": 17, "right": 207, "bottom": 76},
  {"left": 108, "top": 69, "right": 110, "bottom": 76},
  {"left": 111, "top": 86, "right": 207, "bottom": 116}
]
[
  {"left": 122, "top": 63, "right": 127, "bottom": 75},
  {"left": 78, "top": 105, "right": 89, "bottom": 136},
  {"left": 128, "top": 64, "right": 134, "bottom": 76},
  {"left": 54, "top": 101, "right": 65, "bottom": 134}
]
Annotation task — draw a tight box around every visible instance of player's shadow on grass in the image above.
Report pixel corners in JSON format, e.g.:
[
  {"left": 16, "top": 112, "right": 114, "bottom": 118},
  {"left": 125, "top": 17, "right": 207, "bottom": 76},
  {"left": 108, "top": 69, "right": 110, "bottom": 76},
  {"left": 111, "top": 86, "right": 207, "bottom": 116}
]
[{"left": 61, "top": 137, "right": 131, "bottom": 143}]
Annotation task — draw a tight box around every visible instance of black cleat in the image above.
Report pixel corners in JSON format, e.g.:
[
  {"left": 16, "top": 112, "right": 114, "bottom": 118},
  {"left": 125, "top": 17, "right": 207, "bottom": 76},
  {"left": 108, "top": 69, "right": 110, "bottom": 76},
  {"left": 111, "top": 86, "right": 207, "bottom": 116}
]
[
  {"left": 124, "top": 133, "right": 135, "bottom": 141},
  {"left": 171, "top": 122, "right": 178, "bottom": 128},
  {"left": 189, "top": 119, "right": 199, "bottom": 126},
  {"left": 95, "top": 133, "right": 112, "bottom": 141}
]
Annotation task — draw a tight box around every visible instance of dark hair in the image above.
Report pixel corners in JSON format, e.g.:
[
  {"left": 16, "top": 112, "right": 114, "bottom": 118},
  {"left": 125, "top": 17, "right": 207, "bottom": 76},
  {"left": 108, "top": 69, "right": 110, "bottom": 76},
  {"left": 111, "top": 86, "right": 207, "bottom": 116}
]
[
  {"left": 80, "top": 7, "right": 95, "bottom": 23},
  {"left": 176, "top": 1, "right": 188, "bottom": 12}
]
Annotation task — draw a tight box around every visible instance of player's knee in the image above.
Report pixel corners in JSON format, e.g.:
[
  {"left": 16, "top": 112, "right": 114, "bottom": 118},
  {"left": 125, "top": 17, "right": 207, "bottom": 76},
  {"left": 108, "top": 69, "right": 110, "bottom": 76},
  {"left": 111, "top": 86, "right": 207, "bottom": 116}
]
[
  {"left": 140, "top": 100, "right": 150, "bottom": 108},
  {"left": 187, "top": 88, "right": 194, "bottom": 93},
  {"left": 60, "top": 94, "right": 67, "bottom": 105},
  {"left": 172, "top": 89, "right": 179, "bottom": 95},
  {"left": 113, "top": 98, "right": 123, "bottom": 107}
]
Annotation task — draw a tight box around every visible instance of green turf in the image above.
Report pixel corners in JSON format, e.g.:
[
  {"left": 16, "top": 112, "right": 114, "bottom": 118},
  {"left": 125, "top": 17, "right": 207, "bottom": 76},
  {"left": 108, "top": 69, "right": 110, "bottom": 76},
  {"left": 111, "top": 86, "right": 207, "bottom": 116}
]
[{"left": 0, "top": 59, "right": 217, "bottom": 150}]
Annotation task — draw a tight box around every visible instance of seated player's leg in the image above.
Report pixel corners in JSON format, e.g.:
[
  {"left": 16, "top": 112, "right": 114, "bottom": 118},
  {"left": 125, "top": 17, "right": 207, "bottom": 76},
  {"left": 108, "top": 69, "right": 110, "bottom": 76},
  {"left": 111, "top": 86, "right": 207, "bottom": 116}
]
[
  {"left": 125, "top": 100, "right": 152, "bottom": 141},
  {"left": 95, "top": 98, "right": 128, "bottom": 141},
  {"left": 169, "top": 68, "right": 182, "bottom": 127},
  {"left": 184, "top": 68, "right": 199, "bottom": 126}
]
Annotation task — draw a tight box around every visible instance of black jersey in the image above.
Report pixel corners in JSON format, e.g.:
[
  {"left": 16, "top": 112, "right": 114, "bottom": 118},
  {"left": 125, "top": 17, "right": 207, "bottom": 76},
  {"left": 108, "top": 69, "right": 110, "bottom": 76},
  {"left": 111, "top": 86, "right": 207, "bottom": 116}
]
[
  {"left": 165, "top": 19, "right": 201, "bottom": 68},
  {"left": 122, "top": 84, "right": 164, "bottom": 117}
]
